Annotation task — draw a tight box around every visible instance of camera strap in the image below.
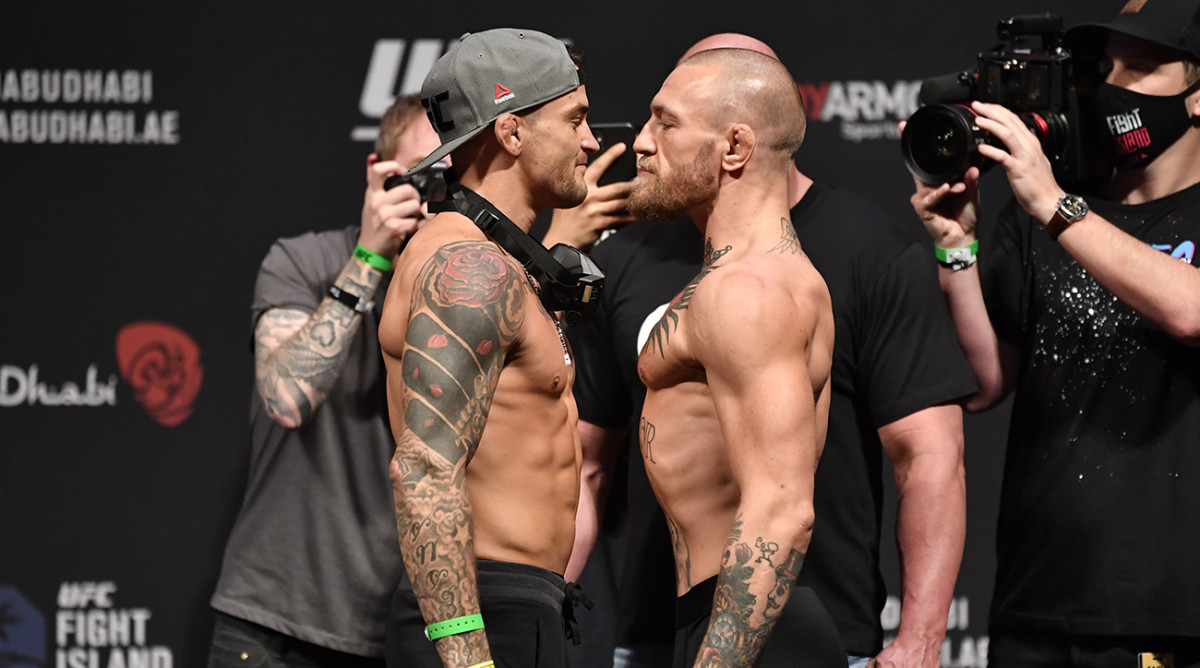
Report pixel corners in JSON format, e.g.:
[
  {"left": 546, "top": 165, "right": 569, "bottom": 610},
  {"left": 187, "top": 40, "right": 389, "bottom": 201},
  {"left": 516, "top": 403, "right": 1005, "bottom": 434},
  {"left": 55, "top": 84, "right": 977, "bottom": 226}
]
[{"left": 428, "top": 183, "right": 604, "bottom": 324}]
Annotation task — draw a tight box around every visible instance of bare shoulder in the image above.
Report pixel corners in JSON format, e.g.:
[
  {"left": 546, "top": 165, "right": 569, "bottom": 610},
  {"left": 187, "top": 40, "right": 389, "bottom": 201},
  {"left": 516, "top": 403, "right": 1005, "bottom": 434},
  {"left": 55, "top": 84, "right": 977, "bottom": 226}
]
[
  {"left": 381, "top": 214, "right": 526, "bottom": 353},
  {"left": 692, "top": 256, "right": 827, "bottom": 328}
]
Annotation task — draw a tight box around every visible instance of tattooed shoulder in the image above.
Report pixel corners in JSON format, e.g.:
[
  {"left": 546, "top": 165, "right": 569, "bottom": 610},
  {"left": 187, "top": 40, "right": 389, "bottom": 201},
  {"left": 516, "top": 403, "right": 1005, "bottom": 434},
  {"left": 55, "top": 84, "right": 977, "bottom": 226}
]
[
  {"left": 769, "top": 217, "right": 801, "bottom": 255},
  {"left": 645, "top": 242, "right": 732, "bottom": 358}
]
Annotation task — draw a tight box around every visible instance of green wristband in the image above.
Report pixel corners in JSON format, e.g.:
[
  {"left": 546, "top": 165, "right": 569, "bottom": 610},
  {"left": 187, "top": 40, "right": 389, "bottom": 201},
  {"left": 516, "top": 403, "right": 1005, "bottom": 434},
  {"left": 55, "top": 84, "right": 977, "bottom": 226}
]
[
  {"left": 424, "top": 613, "right": 484, "bottom": 641},
  {"left": 353, "top": 244, "right": 393, "bottom": 272},
  {"left": 934, "top": 240, "right": 979, "bottom": 270}
]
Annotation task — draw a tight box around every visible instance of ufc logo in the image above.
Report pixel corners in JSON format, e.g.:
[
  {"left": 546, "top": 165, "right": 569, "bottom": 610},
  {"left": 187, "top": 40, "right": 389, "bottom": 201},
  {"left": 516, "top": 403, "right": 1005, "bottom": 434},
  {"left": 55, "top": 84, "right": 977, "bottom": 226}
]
[{"left": 425, "top": 90, "right": 455, "bottom": 132}]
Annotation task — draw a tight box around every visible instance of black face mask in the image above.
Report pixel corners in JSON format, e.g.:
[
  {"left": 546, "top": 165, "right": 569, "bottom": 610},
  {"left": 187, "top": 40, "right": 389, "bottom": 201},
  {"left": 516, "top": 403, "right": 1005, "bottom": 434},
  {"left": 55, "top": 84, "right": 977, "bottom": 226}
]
[{"left": 1094, "top": 79, "right": 1200, "bottom": 169}]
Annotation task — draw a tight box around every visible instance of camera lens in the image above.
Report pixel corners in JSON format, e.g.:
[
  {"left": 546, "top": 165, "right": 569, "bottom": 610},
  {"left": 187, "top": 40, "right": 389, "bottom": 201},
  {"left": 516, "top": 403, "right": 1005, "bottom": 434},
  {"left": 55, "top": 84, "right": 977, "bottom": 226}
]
[{"left": 901, "top": 104, "right": 986, "bottom": 184}]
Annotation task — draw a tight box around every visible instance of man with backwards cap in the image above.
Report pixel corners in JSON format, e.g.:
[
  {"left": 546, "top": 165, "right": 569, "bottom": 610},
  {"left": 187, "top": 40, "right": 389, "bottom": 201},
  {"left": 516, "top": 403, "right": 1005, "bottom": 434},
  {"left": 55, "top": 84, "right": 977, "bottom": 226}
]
[
  {"left": 911, "top": 1, "right": 1200, "bottom": 665},
  {"left": 378, "top": 28, "right": 599, "bottom": 668}
]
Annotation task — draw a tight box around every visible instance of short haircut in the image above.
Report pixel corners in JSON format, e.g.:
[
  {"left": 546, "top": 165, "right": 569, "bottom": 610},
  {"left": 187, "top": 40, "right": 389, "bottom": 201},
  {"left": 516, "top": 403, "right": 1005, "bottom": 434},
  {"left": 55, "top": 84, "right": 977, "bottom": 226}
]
[
  {"left": 680, "top": 48, "right": 808, "bottom": 159},
  {"left": 375, "top": 94, "right": 425, "bottom": 160}
]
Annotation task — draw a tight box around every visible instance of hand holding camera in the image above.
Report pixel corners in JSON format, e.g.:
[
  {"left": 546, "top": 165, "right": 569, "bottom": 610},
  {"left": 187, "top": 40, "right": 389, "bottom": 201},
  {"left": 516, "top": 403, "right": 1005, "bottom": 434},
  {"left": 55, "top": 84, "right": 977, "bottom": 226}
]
[
  {"left": 901, "top": 14, "right": 1110, "bottom": 190},
  {"left": 360, "top": 157, "right": 447, "bottom": 260}
]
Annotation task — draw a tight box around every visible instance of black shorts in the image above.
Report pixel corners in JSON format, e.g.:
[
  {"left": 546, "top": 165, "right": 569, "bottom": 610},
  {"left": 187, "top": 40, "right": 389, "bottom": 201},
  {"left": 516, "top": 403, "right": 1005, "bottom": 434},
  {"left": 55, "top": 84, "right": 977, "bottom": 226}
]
[
  {"left": 673, "top": 576, "right": 845, "bottom": 668},
  {"left": 207, "top": 611, "right": 384, "bottom": 668},
  {"left": 989, "top": 626, "right": 1200, "bottom": 668},
  {"left": 386, "top": 559, "right": 572, "bottom": 668}
]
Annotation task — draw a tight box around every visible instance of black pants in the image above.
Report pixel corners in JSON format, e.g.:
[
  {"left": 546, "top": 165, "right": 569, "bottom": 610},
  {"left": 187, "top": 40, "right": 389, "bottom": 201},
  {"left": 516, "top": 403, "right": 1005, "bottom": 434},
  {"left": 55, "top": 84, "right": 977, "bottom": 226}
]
[
  {"left": 207, "top": 612, "right": 384, "bottom": 668},
  {"left": 989, "top": 626, "right": 1200, "bottom": 668},
  {"left": 673, "top": 576, "right": 845, "bottom": 668},
  {"left": 387, "top": 560, "right": 574, "bottom": 668}
]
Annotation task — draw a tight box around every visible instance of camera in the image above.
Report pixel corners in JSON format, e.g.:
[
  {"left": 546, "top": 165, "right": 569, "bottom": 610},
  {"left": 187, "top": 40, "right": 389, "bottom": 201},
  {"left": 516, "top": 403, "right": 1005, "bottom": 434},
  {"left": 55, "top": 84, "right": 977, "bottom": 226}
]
[
  {"left": 901, "top": 13, "right": 1109, "bottom": 188},
  {"left": 383, "top": 161, "right": 449, "bottom": 202}
]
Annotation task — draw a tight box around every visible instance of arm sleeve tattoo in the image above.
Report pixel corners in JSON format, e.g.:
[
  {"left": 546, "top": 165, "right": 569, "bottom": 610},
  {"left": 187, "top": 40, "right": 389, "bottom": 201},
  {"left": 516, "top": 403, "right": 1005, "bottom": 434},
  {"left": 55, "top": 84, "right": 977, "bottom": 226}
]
[
  {"left": 695, "top": 514, "right": 806, "bottom": 666},
  {"left": 254, "top": 256, "right": 382, "bottom": 429},
  {"left": 390, "top": 241, "right": 526, "bottom": 665}
]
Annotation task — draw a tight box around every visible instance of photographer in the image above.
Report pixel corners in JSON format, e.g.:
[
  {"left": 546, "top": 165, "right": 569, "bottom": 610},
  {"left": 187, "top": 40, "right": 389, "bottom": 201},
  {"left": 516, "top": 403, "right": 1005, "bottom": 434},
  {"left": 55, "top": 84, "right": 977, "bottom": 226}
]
[
  {"left": 206, "top": 94, "right": 440, "bottom": 668},
  {"left": 909, "top": 3, "right": 1200, "bottom": 665}
]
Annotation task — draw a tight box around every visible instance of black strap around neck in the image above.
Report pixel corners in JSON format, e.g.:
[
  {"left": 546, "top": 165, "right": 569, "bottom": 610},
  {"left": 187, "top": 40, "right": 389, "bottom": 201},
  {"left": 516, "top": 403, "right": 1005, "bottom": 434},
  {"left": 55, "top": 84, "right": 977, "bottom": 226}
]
[{"left": 428, "top": 184, "right": 572, "bottom": 287}]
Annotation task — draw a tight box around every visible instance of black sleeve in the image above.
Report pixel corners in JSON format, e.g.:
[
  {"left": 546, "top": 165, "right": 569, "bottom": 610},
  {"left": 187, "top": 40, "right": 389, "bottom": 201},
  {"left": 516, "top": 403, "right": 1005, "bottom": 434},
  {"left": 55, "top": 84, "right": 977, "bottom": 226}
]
[
  {"left": 982, "top": 197, "right": 1029, "bottom": 348},
  {"left": 856, "top": 241, "right": 979, "bottom": 427},
  {"left": 566, "top": 304, "right": 632, "bottom": 429}
]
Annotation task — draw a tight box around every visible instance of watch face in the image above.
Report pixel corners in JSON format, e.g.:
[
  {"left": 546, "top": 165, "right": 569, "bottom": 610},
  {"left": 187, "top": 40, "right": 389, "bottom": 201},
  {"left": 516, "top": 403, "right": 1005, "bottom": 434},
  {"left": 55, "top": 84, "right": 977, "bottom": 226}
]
[{"left": 1060, "top": 195, "right": 1088, "bottom": 220}]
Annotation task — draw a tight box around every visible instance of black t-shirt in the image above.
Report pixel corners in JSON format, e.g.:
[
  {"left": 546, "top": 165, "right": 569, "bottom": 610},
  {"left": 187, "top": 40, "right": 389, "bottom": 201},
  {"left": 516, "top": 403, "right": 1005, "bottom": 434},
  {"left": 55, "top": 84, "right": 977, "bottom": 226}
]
[
  {"left": 569, "top": 183, "right": 977, "bottom": 654},
  {"left": 984, "top": 184, "right": 1200, "bottom": 636}
]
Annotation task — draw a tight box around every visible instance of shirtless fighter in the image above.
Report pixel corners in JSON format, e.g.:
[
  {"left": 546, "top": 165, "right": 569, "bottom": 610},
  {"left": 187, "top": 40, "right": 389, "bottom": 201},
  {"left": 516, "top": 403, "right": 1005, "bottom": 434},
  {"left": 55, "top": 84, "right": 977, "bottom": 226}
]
[
  {"left": 630, "top": 48, "right": 843, "bottom": 666},
  {"left": 378, "top": 28, "right": 598, "bottom": 668}
]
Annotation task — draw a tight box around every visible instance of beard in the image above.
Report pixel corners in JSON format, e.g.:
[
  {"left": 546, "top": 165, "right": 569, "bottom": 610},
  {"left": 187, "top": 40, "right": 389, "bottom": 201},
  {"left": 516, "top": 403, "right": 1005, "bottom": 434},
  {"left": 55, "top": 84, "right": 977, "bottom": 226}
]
[
  {"left": 628, "top": 140, "right": 718, "bottom": 222},
  {"left": 550, "top": 163, "right": 589, "bottom": 208},
  {"left": 524, "top": 130, "right": 589, "bottom": 209}
]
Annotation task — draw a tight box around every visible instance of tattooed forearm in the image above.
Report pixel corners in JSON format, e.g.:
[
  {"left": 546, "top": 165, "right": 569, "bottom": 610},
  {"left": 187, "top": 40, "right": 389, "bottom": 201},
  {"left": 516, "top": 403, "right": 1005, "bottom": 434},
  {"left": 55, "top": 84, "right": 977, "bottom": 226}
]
[
  {"left": 390, "top": 241, "right": 527, "bottom": 666},
  {"left": 254, "top": 260, "right": 382, "bottom": 428},
  {"left": 769, "top": 218, "right": 801, "bottom": 255},
  {"left": 694, "top": 514, "right": 807, "bottom": 667},
  {"left": 645, "top": 238, "right": 733, "bottom": 358},
  {"left": 391, "top": 432, "right": 490, "bottom": 663}
]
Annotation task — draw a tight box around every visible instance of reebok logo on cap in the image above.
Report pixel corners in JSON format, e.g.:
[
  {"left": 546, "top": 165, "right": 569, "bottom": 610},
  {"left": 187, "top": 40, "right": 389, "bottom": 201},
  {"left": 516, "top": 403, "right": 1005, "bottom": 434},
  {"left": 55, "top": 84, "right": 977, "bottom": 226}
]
[
  {"left": 494, "top": 83, "right": 515, "bottom": 104},
  {"left": 1121, "top": 0, "right": 1149, "bottom": 14},
  {"left": 404, "top": 28, "right": 581, "bottom": 176}
]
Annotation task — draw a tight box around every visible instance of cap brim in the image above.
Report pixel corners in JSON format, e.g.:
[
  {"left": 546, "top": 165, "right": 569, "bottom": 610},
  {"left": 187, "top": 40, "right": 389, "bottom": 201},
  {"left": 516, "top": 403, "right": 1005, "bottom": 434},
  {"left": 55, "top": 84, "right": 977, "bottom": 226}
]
[
  {"left": 1066, "top": 20, "right": 1193, "bottom": 58},
  {"left": 403, "top": 124, "right": 488, "bottom": 176}
]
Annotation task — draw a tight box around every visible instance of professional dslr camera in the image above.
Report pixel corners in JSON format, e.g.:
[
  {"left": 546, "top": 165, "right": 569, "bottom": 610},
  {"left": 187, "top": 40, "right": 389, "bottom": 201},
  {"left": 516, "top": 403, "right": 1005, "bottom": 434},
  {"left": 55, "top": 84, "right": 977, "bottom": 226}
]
[
  {"left": 383, "top": 161, "right": 449, "bottom": 202},
  {"left": 901, "top": 13, "right": 1109, "bottom": 188}
]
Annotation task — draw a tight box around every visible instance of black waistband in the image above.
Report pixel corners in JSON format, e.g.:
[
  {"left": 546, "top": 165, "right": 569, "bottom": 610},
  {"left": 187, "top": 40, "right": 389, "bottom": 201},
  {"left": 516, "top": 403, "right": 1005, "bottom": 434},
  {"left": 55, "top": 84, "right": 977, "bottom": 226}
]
[
  {"left": 399, "top": 558, "right": 566, "bottom": 610},
  {"left": 676, "top": 576, "right": 718, "bottom": 628},
  {"left": 397, "top": 558, "right": 592, "bottom": 645}
]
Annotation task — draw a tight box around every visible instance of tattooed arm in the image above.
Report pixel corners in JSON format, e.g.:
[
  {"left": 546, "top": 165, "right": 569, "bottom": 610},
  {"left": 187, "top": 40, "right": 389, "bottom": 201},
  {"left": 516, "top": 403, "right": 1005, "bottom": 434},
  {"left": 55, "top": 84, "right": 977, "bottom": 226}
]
[
  {"left": 688, "top": 267, "right": 831, "bottom": 667},
  {"left": 255, "top": 256, "right": 384, "bottom": 429},
  {"left": 380, "top": 241, "right": 526, "bottom": 667}
]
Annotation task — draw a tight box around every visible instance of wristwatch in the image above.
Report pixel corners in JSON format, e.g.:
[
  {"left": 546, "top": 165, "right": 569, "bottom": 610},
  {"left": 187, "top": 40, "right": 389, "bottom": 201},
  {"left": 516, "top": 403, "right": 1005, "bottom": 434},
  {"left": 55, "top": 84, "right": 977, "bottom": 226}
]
[
  {"left": 328, "top": 285, "right": 375, "bottom": 314},
  {"left": 1045, "top": 194, "right": 1088, "bottom": 241}
]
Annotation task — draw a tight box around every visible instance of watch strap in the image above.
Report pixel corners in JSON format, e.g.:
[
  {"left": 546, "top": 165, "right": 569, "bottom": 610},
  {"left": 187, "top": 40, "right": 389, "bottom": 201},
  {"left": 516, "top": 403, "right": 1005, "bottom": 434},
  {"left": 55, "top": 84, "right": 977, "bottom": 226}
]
[
  {"left": 327, "top": 285, "right": 374, "bottom": 313},
  {"left": 1046, "top": 194, "right": 1088, "bottom": 241}
]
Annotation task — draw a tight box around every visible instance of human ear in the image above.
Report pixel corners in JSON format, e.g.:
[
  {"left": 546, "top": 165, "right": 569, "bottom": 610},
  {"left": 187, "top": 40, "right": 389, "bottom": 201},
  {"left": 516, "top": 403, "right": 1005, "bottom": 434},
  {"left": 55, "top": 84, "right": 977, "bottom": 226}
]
[
  {"left": 494, "top": 114, "right": 522, "bottom": 157},
  {"left": 722, "top": 124, "right": 754, "bottom": 171}
]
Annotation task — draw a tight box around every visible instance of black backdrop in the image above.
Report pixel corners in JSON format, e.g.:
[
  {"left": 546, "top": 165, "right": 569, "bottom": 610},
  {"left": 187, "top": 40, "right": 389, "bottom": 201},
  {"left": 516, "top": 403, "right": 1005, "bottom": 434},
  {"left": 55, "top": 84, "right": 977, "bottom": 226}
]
[{"left": 1, "top": 2, "right": 1119, "bottom": 666}]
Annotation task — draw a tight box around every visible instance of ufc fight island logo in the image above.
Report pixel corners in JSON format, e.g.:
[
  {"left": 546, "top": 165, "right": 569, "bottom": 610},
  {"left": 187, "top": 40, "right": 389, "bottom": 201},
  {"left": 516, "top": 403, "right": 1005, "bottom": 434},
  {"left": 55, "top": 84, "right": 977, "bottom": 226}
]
[{"left": 1106, "top": 107, "right": 1151, "bottom": 157}]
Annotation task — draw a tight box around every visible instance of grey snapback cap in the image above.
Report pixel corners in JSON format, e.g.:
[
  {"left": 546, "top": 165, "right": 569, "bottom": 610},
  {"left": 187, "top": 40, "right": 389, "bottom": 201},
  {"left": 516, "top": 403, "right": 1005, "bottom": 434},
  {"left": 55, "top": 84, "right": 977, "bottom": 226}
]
[{"left": 405, "top": 28, "right": 581, "bottom": 175}]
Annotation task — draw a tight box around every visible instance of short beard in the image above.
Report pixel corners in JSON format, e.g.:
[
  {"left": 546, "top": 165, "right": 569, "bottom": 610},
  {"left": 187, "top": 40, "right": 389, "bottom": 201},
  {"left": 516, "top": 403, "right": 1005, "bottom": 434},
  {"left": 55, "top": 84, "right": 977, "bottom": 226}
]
[
  {"left": 551, "top": 169, "right": 589, "bottom": 209},
  {"left": 628, "top": 140, "right": 717, "bottom": 222}
]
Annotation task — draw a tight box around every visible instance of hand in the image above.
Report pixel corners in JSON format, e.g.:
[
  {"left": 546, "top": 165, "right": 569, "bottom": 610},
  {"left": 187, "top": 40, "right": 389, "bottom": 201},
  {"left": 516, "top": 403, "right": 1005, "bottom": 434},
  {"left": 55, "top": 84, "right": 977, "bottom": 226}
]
[
  {"left": 544, "top": 142, "right": 636, "bottom": 250},
  {"left": 899, "top": 120, "right": 982, "bottom": 248},
  {"left": 970, "top": 101, "right": 1064, "bottom": 223},
  {"left": 359, "top": 153, "right": 426, "bottom": 260},
  {"left": 868, "top": 632, "right": 943, "bottom": 668}
]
